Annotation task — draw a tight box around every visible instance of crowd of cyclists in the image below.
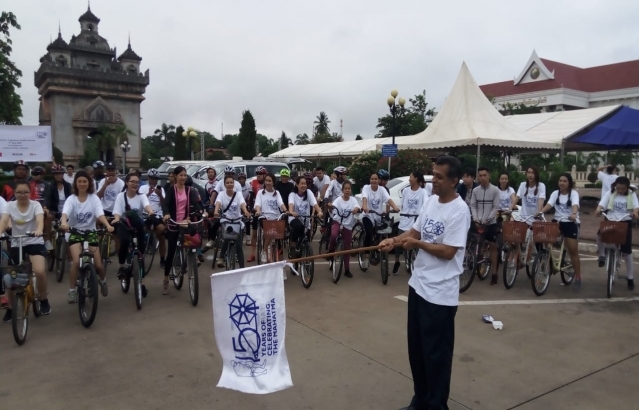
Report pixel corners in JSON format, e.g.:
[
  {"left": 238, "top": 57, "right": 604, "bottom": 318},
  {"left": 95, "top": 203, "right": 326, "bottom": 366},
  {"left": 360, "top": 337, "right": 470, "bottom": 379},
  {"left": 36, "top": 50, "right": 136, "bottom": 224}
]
[{"left": 0, "top": 158, "right": 635, "bottom": 321}]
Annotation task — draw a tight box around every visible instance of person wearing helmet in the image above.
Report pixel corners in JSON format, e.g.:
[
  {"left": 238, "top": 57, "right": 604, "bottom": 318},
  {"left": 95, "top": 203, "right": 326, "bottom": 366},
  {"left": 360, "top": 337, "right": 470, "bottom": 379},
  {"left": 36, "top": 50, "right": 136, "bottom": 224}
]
[
  {"left": 304, "top": 171, "right": 318, "bottom": 197},
  {"left": 237, "top": 172, "right": 251, "bottom": 203},
  {"left": 92, "top": 161, "right": 106, "bottom": 183},
  {"left": 326, "top": 166, "right": 348, "bottom": 204},
  {"left": 139, "top": 168, "right": 167, "bottom": 268},
  {"left": 275, "top": 168, "right": 294, "bottom": 211},
  {"left": 377, "top": 169, "right": 391, "bottom": 193},
  {"left": 2, "top": 160, "right": 30, "bottom": 201},
  {"left": 64, "top": 164, "right": 75, "bottom": 185}
]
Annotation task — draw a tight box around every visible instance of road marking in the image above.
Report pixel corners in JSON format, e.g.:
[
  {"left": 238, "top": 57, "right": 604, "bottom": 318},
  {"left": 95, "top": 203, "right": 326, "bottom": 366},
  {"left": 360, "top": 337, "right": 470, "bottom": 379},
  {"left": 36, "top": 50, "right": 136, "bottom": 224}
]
[{"left": 394, "top": 295, "right": 639, "bottom": 306}]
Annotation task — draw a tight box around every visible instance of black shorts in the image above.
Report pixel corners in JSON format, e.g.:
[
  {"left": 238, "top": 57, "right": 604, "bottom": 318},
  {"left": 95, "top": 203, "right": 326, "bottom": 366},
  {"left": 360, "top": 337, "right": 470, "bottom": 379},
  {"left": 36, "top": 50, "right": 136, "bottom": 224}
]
[
  {"left": 557, "top": 221, "right": 579, "bottom": 240},
  {"left": 148, "top": 217, "right": 165, "bottom": 229},
  {"left": 10, "top": 244, "right": 47, "bottom": 264},
  {"left": 103, "top": 210, "right": 113, "bottom": 218},
  {"left": 470, "top": 223, "right": 498, "bottom": 243}
]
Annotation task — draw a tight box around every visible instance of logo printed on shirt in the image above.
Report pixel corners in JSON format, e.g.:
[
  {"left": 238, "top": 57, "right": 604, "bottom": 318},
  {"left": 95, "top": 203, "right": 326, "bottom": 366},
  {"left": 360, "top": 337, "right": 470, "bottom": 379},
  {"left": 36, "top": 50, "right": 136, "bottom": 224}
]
[
  {"left": 421, "top": 216, "right": 445, "bottom": 243},
  {"left": 104, "top": 189, "right": 117, "bottom": 201},
  {"left": 266, "top": 199, "right": 279, "bottom": 211},
  {"left": 614, "top": 200, "right": 627, "bottom": 213},
  {"left": 297, "top": 203, "right": 309, "bottom": 214},
  {"left": 525, "top": 195, "right": 538, "bottom": 206},
  {"left": 76, "top": 211, "right": 93, "bottom": 224},
  {"left": 369, "top": 198, "right": 382, "bottom": 210}
]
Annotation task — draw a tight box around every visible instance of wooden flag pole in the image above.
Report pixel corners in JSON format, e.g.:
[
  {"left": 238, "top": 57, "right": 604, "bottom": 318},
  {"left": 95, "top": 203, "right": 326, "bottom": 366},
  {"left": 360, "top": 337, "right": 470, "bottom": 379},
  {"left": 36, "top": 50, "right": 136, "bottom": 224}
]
[{"left": 287, "top": 244, "right": 385, "bottom": 264}]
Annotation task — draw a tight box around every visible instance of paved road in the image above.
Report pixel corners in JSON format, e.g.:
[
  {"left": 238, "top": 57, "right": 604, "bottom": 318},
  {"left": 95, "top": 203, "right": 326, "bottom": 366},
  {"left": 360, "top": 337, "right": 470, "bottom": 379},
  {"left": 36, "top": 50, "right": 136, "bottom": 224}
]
[{"left": 0, "top": 246, "right": 638, "bottom": 410}]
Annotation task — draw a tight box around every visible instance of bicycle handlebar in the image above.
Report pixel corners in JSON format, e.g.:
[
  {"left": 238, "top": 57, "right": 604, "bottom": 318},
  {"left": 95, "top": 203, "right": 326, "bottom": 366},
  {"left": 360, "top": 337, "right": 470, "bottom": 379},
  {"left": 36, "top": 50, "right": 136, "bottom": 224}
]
[{"left": 601, "top": 211, "right": 627, "bottom": 222}]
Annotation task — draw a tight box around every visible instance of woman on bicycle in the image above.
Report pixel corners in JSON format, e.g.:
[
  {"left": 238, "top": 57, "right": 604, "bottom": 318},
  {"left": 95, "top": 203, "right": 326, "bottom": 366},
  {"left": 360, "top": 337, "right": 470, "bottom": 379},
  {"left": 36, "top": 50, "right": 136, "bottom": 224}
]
[
  {"left": 0, "top": 180, "right": 51, "bottom": 320},
  {"left": 498, "top": 172, "right": 516, "bottom": 212},
  {"left": 112, "top": 173, "right": 155, "bottom": 297},
  {"left": 595, "top": 176, "right": 639, "bottom": 290},
  {"left": 162, "top": 166, "right": 202, "bottom": 295},
  {"left": 60, "top": 171, "right": 115, "bottom": 303},
  {"left": 393, "top": 171, "right": 428, "bottom": 272},
  {"left": 253, "top": 173, "right": 287, "bottom": 263},
  {"left": 328, "top": 180, "right": 360, "bottom": 278},
  {"left": 511, "top": 165, "right": 546, "bottom": 221},
  {"left": 214, "top": 175, "right": 252, "bottom": 269},
  {"left": 288, "top": 175, "right": 323, "bottom": 258},
  {"left": 361, "top": 171, "right": 399, "bottom": 271},
  {"left": 247, "top": 166, "right": 267, "bottom": 259},
  {"left": 539, "top": 173, "right": 582, "bottom": 289}
]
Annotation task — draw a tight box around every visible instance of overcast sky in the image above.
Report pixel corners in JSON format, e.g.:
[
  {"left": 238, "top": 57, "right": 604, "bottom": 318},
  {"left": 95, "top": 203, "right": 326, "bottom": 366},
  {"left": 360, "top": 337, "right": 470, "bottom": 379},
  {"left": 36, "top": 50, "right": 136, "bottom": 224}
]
[{"left": 9, "top": 0, "right": 639, "bottom": 141}]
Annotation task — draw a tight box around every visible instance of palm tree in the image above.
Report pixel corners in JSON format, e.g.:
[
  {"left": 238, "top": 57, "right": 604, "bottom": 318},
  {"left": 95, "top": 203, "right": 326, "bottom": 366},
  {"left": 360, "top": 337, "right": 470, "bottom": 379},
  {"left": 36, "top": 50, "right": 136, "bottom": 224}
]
[
  {"left": 154, "top": 123, "right": 176, "bottom": 147},
  {"left": 295, "top": 133, "right": 310, "bottom": 145},
  {"left": 313, "top": 112, "right": 331, "bottom": 136},
  {"left": 93, "top": 126, "right": 118, "bottom": 162}
]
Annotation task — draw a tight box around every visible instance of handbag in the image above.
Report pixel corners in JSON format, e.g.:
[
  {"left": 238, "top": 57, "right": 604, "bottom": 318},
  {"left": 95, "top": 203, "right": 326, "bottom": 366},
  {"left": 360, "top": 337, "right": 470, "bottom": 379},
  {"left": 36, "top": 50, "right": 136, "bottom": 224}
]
[{"left": 123, "top": 194, "right": 145, "bottom": 229}]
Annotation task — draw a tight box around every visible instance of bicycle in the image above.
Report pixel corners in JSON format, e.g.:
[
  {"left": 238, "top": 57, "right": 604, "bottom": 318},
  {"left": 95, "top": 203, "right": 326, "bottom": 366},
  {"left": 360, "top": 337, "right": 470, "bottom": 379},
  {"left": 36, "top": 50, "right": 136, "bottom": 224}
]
[
  {"left": 167, "top": 217, "right": 205, "bottom": 306},
  {"left": 356, "top": 210, "right": 397, "bottom": 285},
  {"left": 501, "top": 214, "right": 539, "bottom": 290},
  {"left": 47, "top": 219, "right": 67, "bottom": 282},
  {"left": 143, "top": 224, "right": 160, "bottom": 275},
  {"left": 325, "top": 208, "right": 358, "bottom": 284},
  {"left": 215, "top": 216, "right": 248, "bottom": 271},
  {"left": 599, "top": 212, "right": 628, "bottom": 298},
  {"left": 291, "top": 215, "right": 320, "bottom": 289},
  {"left": 68, "top": 227, "right": 104, "bottom": 327},
  {"left": 399, "top": 213, "right": 420, "bottom": 275},
  {"left": 98, "top": 217, "right": 114, "bottom": 277},
  {"left": 257, "top": 213, "right": 288, "bottom": 265},
  {"left": 530, "top": 217, "right": 575, "bottom": 296}
]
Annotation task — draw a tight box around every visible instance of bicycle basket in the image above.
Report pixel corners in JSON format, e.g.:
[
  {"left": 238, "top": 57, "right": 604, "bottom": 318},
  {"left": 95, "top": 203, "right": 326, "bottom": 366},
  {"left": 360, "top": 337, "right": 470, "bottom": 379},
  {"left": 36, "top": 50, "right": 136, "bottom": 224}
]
[
  {"left": 375, "top": 222, "right": 392, "bottom": 235},
  {"left": 262, "top": 220, "right": 286, "bottom": 240},
  {"left": 502, "top": 221, "right": 528, "bottom": 243},
  {"left": 222, "top": 221, "right": 242, "bottom": 240},
  {"left": 532, "top": 222, "right": 561, "bottom": 244},
  {"left": 1, "top": 262, "right": 31, "bottom": 290},
  {"left": 600, "top": 221, "right": 628, "bottom": 245}
]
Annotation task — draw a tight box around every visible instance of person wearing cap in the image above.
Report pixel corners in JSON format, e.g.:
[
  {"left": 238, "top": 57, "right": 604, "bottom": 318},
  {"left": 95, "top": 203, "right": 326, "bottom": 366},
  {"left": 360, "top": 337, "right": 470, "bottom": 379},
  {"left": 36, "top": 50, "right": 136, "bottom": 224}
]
[
  {"left": 93, "top": 161, "right": 106, "bottom": 183},
  {"left": 139, "top": 168, "right": 167, "bottom": 268},
  {"left": 64, "top": 164, "right": 75, "bottom": 185},
  {"left": 2, "top": 161, "right": 31, "bottom": 201}
]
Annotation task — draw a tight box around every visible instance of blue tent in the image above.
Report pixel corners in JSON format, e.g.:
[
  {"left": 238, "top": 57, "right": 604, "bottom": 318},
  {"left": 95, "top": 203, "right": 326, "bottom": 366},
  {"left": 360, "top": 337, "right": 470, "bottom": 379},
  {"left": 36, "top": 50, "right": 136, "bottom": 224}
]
[{"left": 573, "top": 106, "right": 639, "bottom": 149}]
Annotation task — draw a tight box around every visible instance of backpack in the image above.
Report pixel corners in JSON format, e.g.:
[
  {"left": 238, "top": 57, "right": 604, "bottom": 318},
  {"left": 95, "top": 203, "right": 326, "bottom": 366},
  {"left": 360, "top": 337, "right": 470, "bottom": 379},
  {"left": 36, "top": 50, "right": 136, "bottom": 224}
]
[{"left": 123, "top": 194, "right": 145, "bottom": 229}]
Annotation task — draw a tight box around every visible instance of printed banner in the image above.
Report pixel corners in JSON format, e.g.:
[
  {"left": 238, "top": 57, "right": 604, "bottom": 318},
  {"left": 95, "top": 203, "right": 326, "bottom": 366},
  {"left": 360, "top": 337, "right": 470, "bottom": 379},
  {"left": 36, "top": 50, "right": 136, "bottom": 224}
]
[
  {"left": 211, "top": 261, "right": 293, "bottom": 394},
  {"left": 0, "top": 125, "right": 53, "bottom": 162}
]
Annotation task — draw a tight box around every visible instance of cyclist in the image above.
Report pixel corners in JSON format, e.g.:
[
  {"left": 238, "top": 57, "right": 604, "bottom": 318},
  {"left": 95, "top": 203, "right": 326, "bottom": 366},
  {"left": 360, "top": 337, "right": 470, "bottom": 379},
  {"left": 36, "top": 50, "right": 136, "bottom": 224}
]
[
  {"left": 213, "top": 175, "right": 252, "bottom": 268},
  {"left": 92, "top": 161, "right": 106, "bottom": 184},
  {"left": 97, "top": 162, "right": 125, "bottom": 218},
  {"left": 511, "top": 165, "right": 546, "bottom": 222},
  {"left": 393, "top": 171, "right": 429, "bottom": 272},
  {"left": 288, "top": 175, "right": 323, "bottom": 258},
  {"left": 497, "top": 172, "right": 516, "bottom": 212},
  {"left": 539, "top": 173, "right": 582, "bottom": 289},
  {"left": 27, "top": 166, "right": 52, "bottom": 251},
  {"left": 84, "top": 165, "right": 97, "bottom": 191},
  {"left": 304, "top": 172, "right": 319, "bottom": 197},
  {"left": 45, "top": 165, "right": 72, "bottom": 218},
  {"left": 0, "top": 180, "right": 51, "bottom": 319},
  {"left": 139, "top": 168, "right": 167, "bottom": 268},
  {"left": 112, "top": 173, "right": 155, "bottom": 297},
  {"left": 238, "top": 172, "right": 251, "bottom": 203},
  {"left": 163, "top": 170, "right": 175, "bottom": 193},
  {"left": 247, "top": 166, "right": 268, "bottom": 261},
  {"left": 313, "top": 167, "right": 330, "bottom": 200},
  {"left": 377, "top": 169, "right": 391, "bottom": 193},
  {"left": 456, "top": 168, "right": 477, "bottom": 207},
  {"left": 325, "top": 166, "right": 348, "bottom": 203},
  {"left": 275, "top": 168, "right": 295, "bottom": 209},
  {"left": 361, "top": 171, "right": 400, "bottom": 271},
  {"left": 162, "top": 166, "right": 203, "bottom": 295},
  {"left": 2, "top": 160, "right": 31, "bottom": 201},
  {"left": 64, "top": 164, "right": 75, "bottom": 185},
  {"left": 470, "top": 167, "right": 501, "bottom": 285},
  {"left": 328, "top": 180, "right": 360, "bottom": 278},
  {"left": 253, "top": 173, "right": 287, "bottom": 263},
  {"left": 203, "top": 166, "right": 218, "bottom": 206},
  {"left": 60, "top": 170, "right": 115, "bottom": 303},
  {"left": 595, "top": 176, "right": 639, "bottom": 290},
  {"left": 207, "top": 166, "right": 242, "bottom": 248}
]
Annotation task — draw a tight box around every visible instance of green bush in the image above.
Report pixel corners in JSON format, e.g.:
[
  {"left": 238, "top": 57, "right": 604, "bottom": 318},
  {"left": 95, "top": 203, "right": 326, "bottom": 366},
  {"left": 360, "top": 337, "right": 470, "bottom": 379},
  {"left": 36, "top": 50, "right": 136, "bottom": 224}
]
[
  {"left": 349, "top": 151, "right": 382, "bottom": 185},
  {"left": 587, "top": 172, "right": 597, "bottom": 184}
]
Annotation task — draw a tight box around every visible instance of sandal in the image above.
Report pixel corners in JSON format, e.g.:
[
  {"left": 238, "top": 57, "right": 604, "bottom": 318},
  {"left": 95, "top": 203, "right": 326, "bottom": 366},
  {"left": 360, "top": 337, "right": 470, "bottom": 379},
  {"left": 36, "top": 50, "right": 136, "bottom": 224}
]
[
  {"left": 247, "top": 255, "right": 256, "bottom": 262},
  {"left": 162, "top": 279, "right": 169, "bottom": 295}
]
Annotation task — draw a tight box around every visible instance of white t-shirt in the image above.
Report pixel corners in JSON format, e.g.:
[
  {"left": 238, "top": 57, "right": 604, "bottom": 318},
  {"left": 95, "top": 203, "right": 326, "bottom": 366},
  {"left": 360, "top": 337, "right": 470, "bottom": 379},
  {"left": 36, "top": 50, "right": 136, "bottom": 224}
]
[
  {"left": 62, "top": 194, "right": 105, "bottom": 232},
  {"left": 516, "top": 182, "right": 546, "bottom": 221},
  {"left": 424, "top": 183, "right": 433, "bottom": 197},
  {"left": 409, "top": 195, "right": 470, "bottom": 307},
  {"left": 547, "top": 190, "right": 580, "bottom": 224},
  {"left": 63, "top": 173, "right": 75, "bottom": 185},
  {"left": 598, "top": 171, "right": 618, "bottom": 196},
  {"left": 58, "top": 186, "right": 67, "bottom": 215},
  {"left": 5, "top": 200, "right": 45, "bottom": 247},
  {"left": 214, "top": 179, "right": 243, "bottom": 194},
  {"left": 498, "top": 187, "right": 516, "bottom": 210},
  {"left": 331, "top": 196, "right": 359, "bottom": 230},
  {"left": 240, "top": 182, "right": 251, "bottom": 202},
  {"left": 139, "top": 184, "right": 165, "bottom": 217},
  {"left": 113, "top": 192, "right": 150, "bottom": 217},
  {"left": 98, "top": 178, "right": 125, "bottom": 213},
  {"left": 326, "top": 179, "right": 344, "bottom": 202},
  {"left": 362, "top": 184, "right": 391, "bottom": 225},
  {"left": 0, "top": 196, "right": 6, "bottom": 216},
  {"left": 216, "top": 191, "right": 246, "bottom": 228},
  {"left": 398, "top": 186, "right": 429, "bottom": 232},
  {"left": 255, "top": 189, "right": 284, "bottom": 221},
  {"left": 599, "top": 191, "right": 639, "bottom": 221},
  {"left": 288, "top": 191, "right": 318, "bottom": 228},
  {"left": 313, "top": 175, "right": 331, "bottom": 194}
]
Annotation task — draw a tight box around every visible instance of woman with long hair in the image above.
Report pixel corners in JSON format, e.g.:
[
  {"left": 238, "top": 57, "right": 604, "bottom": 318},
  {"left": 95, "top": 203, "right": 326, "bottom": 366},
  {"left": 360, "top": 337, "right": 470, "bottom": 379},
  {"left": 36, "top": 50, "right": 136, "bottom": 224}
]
[
  {"left": 288, "top": 176, "right": 323, "bottom": 257},
  {"left": 497, "top": 172, "right": 516, "bottom": 211},
  {"left": 394, "top": 171, "right": 429, "bottom": 271},
  {"left": 328, "top": 181, "right": 360, "bottom": 278},
  {"left": 253, "top": 173, "right": 287, "bottom": 263},
  {"left": 511, "top": 165, "right": 546, "bottom": 221},
  {"left": 214, "top": 175, "right": 251, "bottom": 269}
]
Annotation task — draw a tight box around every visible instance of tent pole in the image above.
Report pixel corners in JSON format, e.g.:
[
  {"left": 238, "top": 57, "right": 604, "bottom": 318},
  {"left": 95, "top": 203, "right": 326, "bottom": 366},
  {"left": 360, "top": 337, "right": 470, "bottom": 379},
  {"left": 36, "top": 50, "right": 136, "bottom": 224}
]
[
  {"left": 476, "top": 140, "right": 480, "bottom": 177},
  {"left": 388, "top": 157, "right": 391, "bottom": 175},
  {"left": 560, "top": 138, "right": 565, "bottom": 163}
]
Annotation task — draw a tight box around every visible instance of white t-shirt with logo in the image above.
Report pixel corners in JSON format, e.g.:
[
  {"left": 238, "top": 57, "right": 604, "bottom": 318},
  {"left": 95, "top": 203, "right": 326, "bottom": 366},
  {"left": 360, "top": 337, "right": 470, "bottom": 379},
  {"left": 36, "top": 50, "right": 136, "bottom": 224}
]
[
  {"left": 313, "top": 175, "right": 331, "bottom": 194},
  {"left": 214, "top": 179, "right": 243, "bottom": 194},
  {"left": 516, "top": 182, "right": 546, "bottom": 222},
  {"left": 599, "top": 191, "right": 639, "bottom": 222},
  {"left": 255, "top": 189, "right": 284, "bottom": 221},
  {"left": 62, "top": 194, "right": 105, "bottom": 234},
  {"left": 5, "top": 200, "right": 45, "bottom": 247},
  {"left": 398, "top": 186, "right": 429, "bottom": 232},
  {"left": 598, "top": 171, "right": 619, "bottom": 197},
  {"left": 112, "top": 192, "right": 150, "bottom": 217},
  {"left": 98, "top": 178, "right": 125, "bottom": 213},
  {"left": 330, "top": 196, "right": 359, "bottom": 230},
  {"left": 362, "top": 184, "right": 390, "bottom": 225},
  {"left": 409, "top": 195, "right": 470, "bottom": 306},
  {"left": 288, "top": 191, "right": 318, "bottom": 228},
  {"left": 139, "top": 185, "right": 165, "bottom": 217},
  {"left": 498, "top": 187, "right": 516, "bottom": 210},
  {"left": 547, "top": 190, "right": 580, "bottom": 224},
  {"left": 216, "top": 191, "right": 246, "bottom": 228}
]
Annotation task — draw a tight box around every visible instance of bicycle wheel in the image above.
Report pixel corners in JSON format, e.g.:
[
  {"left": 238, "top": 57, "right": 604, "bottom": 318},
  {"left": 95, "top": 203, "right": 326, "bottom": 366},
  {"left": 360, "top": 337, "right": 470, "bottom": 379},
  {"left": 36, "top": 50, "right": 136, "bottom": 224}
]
[
  {"left": 525, "top": 242, "right": 535, "bottom": 279},
  {"left": 188, "top": 251, "right": 199, "bottom": 306},
  {"left": 351, "top": 222, "right": 363, "bottom": 257},
  {"left": 332, "top": 241, "right": 343, "bottom": 284},
  {"left": 559, "top": 248, "right": 574, "bottom": 285},
  {"left": 356, "top": 229, "right": 368, "bottom": 272},
  {"left": 380, "top": 251, "right": 389, "bottom": 285},
  {"left": 300, "top": 241, "right": 314, "bottom": 289},
  {"left": 502, "top": 246, "right": 519, "bottom": 290},
  {"left": 226, "top": 242, "right": 236, "bottom": 271},
  {"left": 47, "top": 240, "right": 56, "bottom": 272},
  {"left": 132, "top": 257, "right": 143, "bottom": 310},
  {"left": 11, "top": 292, "right": 28, "bottom": 345},
  {"left": 78, "top": 263, "right": 99, "bottom": 328},
  {"left": 310, "top": 217, "right": 319, "bottom": 241},
  {"left": 531, "top": 250, "right": 551, "bottom": 296},
  {"left": 172, "top": 248, "right": 184, "bottom": 289},
  {"left": 100, "top": 235, "right": 110, "bottom": 278},
  {"left": 144, "top": 233, "right": 158, "bottom": 275},
  {"left": 606, "top": 248, "right": 616, "bottom": 298},
  {"left": 459, "top": 250, "right": 476, "bottom": 293},
  {"left": 55, "top": 236, "right": 66, "bottom": 283},
  {"left": 477, "top": 244, "right": 491, "bottom": 281},
  {"left": 256, "top": 226, "right": 264, "bottom": 265}
]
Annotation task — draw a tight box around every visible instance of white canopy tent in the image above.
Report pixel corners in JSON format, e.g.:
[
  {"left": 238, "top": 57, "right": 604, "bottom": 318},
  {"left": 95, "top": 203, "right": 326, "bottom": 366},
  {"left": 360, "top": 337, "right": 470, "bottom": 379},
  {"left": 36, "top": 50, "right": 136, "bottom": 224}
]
[{"left": 269, "top": 137, "right": 395, "bottom": 159}]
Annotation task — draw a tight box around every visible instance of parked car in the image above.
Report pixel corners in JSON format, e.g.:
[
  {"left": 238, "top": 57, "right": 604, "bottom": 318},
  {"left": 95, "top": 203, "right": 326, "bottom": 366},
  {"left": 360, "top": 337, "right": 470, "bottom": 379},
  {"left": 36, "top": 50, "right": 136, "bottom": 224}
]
[{"left": 191, "top": 160, "right": 291, "bottom": 191}]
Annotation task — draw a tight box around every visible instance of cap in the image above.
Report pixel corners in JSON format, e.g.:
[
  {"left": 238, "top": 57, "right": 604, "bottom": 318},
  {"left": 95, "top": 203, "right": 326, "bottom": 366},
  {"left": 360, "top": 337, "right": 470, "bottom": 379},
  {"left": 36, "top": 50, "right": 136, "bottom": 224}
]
[{"left": 105, "top": 162, "right": 117, "bottom": 170}]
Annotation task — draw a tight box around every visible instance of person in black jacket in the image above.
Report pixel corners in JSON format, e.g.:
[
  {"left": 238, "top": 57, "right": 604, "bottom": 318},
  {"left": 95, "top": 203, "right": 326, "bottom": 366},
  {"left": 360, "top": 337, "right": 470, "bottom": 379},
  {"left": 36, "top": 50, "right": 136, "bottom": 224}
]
[
  {"left": 456, "top": 168, "right": 478, "bottom": 208},
  {"left": 161, "top": 166, "right": 203, "bottom": 295},
  {"left": 44, "top": 165, "right": 72, "bottom": 218}
]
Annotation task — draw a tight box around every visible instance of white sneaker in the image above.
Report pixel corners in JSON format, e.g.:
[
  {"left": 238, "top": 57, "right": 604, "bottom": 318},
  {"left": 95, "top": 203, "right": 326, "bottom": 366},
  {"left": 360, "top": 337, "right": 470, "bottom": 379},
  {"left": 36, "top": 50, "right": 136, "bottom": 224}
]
[
  {"left": 67, "top": 289, "right": 77, "bottom": 304},
  {"left": 361, "top": 257, "right": 370, "bottom": 269},
  {"left": 205, "top": 240, "right": 215, "bottom": 248},
  {"left": 283, "top": 271, "right": 287, "bottom": 281},
  {"left": 45, "top": 241, "right": 54, "bottom": 251},
  {"left": 260, "top": 252, "right": 267, "bottom": 263}
]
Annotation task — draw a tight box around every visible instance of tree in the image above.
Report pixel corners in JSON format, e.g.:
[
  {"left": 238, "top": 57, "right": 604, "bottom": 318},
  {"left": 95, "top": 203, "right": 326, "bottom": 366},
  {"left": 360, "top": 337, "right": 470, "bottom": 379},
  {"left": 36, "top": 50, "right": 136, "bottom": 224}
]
[
  {"left": 173, "top": 125, "right": 187, "bottom": 160},
  {"left": 295, "top": 133, "right": 310, "bottom": 145},
  {"left": 311, "top": 132, "right": 343, "bottom": 144},
  {"left": 0, "top": 12, "right": 22, "bottom": 124},
  {"left": 153, "top": 123, "right": 176, "bottom": 149},
  {"left": 355, "top": 135, "right": 363, "bottom": 140},
  {"left": 112, "top": 123, "right": 135, "bottom": 145},
  {"left": 236, "top": 110, "right": 257, "bottom": 159},
  {"left": 52, "top": 144, "right": 64, "bottom": 165},
  {"left": 314, "top": 112, "right": 331, "bottom": 136},
  {"left": 256, "top": 134, "right": 278, "bottom": 157},
  {"left": 279, "top": 131, "right": 292, "bottom": 150},
  {"left": 375, "top": 90, "right": 434, "bottom": 138},
  {"left": 498, "top": 102, "right": 542, "bottom": 116},
  {"left": 93, "top": 126, "right": 118, "bottom": 162}
]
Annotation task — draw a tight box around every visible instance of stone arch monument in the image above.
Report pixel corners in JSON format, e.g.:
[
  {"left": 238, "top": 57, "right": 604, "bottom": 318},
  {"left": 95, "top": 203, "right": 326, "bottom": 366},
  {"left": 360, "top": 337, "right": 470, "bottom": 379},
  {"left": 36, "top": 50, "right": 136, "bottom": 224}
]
[{"left": 34, "top": 4, "right": 149, "bottom": 167}]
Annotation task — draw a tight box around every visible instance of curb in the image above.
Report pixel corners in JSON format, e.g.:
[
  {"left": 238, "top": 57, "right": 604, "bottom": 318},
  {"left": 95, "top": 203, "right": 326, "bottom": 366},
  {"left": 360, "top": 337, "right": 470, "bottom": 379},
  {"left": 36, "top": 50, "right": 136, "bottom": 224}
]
[{"left": 578, "top": 242, "right": 639, "bottom": 261}]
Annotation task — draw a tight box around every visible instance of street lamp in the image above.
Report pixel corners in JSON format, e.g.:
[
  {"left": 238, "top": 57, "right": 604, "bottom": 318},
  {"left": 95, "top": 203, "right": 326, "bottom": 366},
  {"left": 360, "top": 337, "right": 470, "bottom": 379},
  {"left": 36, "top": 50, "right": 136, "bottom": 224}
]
[
  {"left": 386, "top": 89, "right": 406, "bottom": 172},
  {"left": 120, "top": 140, "right": 130, "bottom": 174},
  {"left": 182, "top": 126, "right": 197, "bottom": 160}
]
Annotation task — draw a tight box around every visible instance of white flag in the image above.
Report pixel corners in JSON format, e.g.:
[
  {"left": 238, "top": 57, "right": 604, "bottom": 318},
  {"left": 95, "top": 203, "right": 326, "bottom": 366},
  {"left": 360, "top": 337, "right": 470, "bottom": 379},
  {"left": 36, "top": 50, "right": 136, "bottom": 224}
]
[{"left": 211, "top": 261, "right": 293, "bottom": 394}]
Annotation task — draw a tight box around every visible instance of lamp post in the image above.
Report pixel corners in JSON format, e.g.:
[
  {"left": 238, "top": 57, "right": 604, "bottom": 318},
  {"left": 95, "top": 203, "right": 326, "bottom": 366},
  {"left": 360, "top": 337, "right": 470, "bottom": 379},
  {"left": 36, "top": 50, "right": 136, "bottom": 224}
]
[
  {"left": 120, "top": 140, "right": 130, "bottom": 174},
  {"left": 386, "top": 89, "right": 406, "bottom": 173},
  {"left": 183, "top": 126, "right": 197, "bottom": 161}
]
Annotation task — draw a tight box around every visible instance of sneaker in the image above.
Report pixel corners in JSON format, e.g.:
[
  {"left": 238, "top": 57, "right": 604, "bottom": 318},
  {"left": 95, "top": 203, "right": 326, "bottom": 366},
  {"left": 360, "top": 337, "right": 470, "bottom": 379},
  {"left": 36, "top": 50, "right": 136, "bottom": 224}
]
[
  {"left": 40, "top": 299, "right": 51, "bottom": 315},
  {"left": 344, "top": 270, "right": 353, "bottom": 278},
  {"left": 399, "top": 407, "right": 417, "bottom": 410},
  {"left": 361, "top": 257, "right": 370, "bottom": 270},
  {"left": 2, "top": 309, "right": 11, "bottom": 323},
  {"left": 260, "top": 252, "right": 267, "bottom": 263},
  {"left": 205, "top": 240, "right": 215, "bottom": 249},
  {"left": 573, "top": 277, "right": 582, "bottom": 291},
  {"left": 629, "top": 279, "right": 635, "bottom": 291},
  {"left": 392, "top": 261, "right": 401, "bottom": 275},
  {"left": 142, "top": 284, "right": 148, "bottom": 298},
  {"left": 197, "top": 254, "right": 205, "bottom": 263},
  {"left": 160, "top": 258, "right": 166, "bottom": 269},
  {"left": 99, "top": 279, "right": 108, "bottom": 297},
  {"left": 217, "top": 262, "right": 225, "bottom": 269},
  {"left": 117, "top": 267, "right": 126, "bottom": 280},
  {"left": 598, "top": 256, "right": 605, "bottom": 268},
  {"left": 45, "top": 240, "right": 54, "bottom": 251},
  {"left": 246, "top": 239, "right": 251, "bottom": 246},
  {"left": 68, "top": 290, "right": 78, "bottom": 304},
  {"left": 490, "top": 274, "right": 498, "bottom": 285}
]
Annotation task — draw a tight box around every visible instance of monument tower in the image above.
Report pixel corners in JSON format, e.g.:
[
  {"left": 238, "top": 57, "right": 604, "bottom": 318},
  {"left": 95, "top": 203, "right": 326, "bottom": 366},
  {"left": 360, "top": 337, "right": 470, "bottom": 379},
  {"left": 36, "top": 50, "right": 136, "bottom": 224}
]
[{"left": 34, "top": 4, "right": 149, "bottom": 167}]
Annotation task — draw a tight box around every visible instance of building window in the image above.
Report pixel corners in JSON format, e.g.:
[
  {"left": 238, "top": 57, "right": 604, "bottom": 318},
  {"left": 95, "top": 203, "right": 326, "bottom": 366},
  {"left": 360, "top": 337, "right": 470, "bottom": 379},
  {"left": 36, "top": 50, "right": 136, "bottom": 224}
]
[{"left": 88, "top": 24, "right": 93, "bottom": 31}]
